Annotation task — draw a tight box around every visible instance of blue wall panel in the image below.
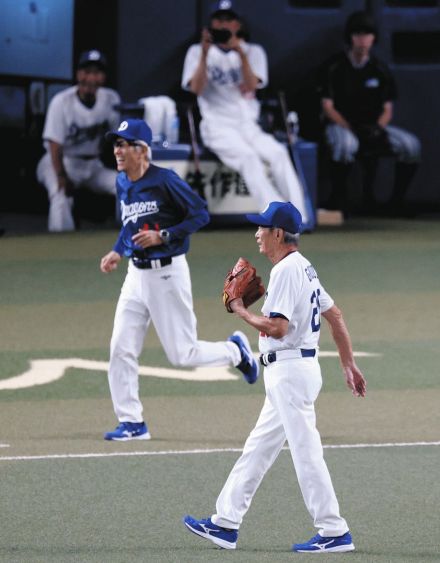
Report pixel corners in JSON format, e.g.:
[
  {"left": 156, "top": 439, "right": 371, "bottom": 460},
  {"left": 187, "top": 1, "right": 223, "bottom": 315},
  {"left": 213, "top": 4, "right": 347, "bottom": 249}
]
[{"left": 0, "top": 0, "right": 74, "bottom": 80}]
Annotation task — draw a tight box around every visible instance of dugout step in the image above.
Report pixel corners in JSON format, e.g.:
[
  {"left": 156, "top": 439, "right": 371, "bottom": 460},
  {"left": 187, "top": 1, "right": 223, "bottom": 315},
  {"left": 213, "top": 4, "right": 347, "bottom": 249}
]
[{"left": 316, "top": 208, "right": 344, "bottom": 226}]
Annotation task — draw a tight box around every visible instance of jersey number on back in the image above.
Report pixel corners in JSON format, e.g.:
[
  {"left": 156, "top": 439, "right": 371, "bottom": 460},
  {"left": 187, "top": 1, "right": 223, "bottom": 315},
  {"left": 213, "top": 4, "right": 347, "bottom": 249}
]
[{"left": 310, "top": 289, "right": 321, "bottom": 333}]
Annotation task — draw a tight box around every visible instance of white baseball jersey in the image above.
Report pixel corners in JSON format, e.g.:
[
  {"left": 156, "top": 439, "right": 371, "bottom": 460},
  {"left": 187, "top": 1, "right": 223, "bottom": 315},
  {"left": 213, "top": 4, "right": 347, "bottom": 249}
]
[
  {"left": 259, "top": 251, "right": 334, "bottom": 353},
  {"left": 42, "top": 85, "right": 121, "bottom": 156},
  {"left": 213, "top": 250, "right": 349, "bottom": 537},
  {"left": 182, "top": 41, "right": 268, "bottom": 123},
  {"left": 182, "top": 41, "right": 311, "bottom": 222}
]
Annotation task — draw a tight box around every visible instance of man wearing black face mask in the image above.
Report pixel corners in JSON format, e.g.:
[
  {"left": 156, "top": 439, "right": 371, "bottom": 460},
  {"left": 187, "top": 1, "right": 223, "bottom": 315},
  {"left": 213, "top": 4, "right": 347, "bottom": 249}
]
[
  {"left": 182, "top": 1, "right": 310, "bottom": 222},
  {"left": 37, "top": 50, "right": 121, "bottom": 231}
]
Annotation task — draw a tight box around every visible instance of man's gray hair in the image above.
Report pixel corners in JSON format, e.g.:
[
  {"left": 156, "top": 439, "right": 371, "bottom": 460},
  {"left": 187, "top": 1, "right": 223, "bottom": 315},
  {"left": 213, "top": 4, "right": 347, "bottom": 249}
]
[
  {"left": 283, "top": 231, "right": 300, "bottom": 245},
  {"left": 135, "top": 144, "right": 152, "bottom": 161}
]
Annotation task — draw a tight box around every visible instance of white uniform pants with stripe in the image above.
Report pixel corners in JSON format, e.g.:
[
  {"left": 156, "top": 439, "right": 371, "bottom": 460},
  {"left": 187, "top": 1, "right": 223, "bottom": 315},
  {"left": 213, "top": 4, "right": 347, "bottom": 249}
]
[
  {"left": 37, "top": 153, "right": 117, "bottom": 232},
  {"left": 212, "top": 356, "right": 349, "bottom": 537},
  {"left": 200, "top": 118, "right": 309, "bottom": 222},
  {"left": 108, "top": 255, "right": 241, "bottom": 422}
]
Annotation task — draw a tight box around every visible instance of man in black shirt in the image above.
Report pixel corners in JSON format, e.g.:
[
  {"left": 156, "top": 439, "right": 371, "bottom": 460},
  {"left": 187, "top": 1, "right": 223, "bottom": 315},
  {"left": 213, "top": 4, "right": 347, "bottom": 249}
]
[{"left": 320, "top": 11, "right": 421, "bottom": 215}]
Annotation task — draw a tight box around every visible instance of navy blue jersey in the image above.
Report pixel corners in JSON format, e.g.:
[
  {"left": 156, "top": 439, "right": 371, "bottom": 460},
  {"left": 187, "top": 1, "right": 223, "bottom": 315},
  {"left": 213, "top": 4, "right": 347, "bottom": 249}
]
[{"left": 113, "top": 164, "right": 209, "bottom": 259}]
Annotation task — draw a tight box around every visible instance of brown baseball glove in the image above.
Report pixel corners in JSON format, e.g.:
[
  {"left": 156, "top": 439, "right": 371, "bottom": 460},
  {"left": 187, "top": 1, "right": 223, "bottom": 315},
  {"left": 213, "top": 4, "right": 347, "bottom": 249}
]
[{"left": 222, "top": 257, "right": 265, "bottom": 313}]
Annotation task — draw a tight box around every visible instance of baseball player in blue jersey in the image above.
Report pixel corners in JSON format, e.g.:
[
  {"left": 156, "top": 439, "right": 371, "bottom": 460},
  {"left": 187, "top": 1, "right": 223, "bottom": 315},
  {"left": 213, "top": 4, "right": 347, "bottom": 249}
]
[
  {"left": 183, "top": 201, "right": 367, "bottom": 553},
  {"left": 101, "top": 119, "right": 259, "bottom": 441}
]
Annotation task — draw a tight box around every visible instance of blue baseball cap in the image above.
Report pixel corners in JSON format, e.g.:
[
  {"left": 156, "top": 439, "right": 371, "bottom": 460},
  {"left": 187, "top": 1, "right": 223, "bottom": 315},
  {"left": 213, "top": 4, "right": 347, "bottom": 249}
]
[
  {"left": 246, "top": 201, "right": 303, "bottom": 234},
  {"left": 105, "top": 119, "right": 153, "bottom": 146}
]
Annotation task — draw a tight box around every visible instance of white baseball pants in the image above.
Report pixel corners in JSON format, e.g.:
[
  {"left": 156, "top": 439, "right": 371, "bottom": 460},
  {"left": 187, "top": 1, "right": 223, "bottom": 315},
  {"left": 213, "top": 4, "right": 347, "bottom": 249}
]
[
  {"left": 108, "top": 255, "right": 241, "bottom": 422},
  {"left": 37, "top": 153, "right": 117, "bottom": 232},
  {"left": 200, "top": 118, "right": 309, "bottom": 221},
  {"left": 211, "top": 356, "right": 349, "bottom": 537}
]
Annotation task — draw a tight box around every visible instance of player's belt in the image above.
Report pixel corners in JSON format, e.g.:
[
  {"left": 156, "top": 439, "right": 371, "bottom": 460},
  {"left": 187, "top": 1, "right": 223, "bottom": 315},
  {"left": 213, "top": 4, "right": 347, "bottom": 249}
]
[
  {"left": 259, "top": 348, "right": 316, "bottom": 366},
  {"left": 131, "top": 256, "right": 172, "bottom": 270},
  {"left": 69, "top": 155, "right": 98, "bottom": 160}
]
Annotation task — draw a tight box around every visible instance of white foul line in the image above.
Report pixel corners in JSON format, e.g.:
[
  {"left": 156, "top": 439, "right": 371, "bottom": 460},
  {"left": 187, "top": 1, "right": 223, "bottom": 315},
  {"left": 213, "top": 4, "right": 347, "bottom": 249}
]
[{"left": 0, "top": 441, "right": 438, "bottom": 462}]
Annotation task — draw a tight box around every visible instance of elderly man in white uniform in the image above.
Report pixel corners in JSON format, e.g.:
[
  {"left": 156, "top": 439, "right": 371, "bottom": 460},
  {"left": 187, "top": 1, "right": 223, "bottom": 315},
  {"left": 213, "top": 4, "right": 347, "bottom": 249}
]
[
  {"left": 182, "top": 1, "right": 309, "bottom": 222},
  {"left": 184, "top": 201, "right": 367, "bottom": 553}
]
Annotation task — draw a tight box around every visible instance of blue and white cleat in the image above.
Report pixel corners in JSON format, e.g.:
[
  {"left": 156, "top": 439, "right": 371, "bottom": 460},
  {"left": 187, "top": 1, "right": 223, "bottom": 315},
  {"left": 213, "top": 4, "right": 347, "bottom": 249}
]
[
  {"left": 104, "top": 421, "right": 151, "bottom": 441},
  {"left": 183, "top": 515, "right": 238, "bottom": 550},
  {"left": 228, "top": 330, "right": 259, "bottom": 384},
  {"left": 292, "top": 531, "right": 355, "bottom": 553}
]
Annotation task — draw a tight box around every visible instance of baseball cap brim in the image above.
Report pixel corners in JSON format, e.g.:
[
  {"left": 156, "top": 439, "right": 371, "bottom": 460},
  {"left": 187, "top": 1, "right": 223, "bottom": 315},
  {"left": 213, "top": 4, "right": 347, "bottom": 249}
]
[
  {"left": 78, "top": 61, "right": 107, "bottom": 71},
  {"left": 211, "top": 8, "right": 240, "bottom": 19},
  {"left": 105, "top": 130, "right": 137, "bottom": 142},
  {"left": 246, "top": 213, "right": 273, "bottom": 227}
]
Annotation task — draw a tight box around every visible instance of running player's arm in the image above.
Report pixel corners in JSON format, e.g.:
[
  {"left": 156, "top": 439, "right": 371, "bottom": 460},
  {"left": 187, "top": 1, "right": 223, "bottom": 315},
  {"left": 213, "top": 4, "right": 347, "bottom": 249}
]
[
  {"left": 131, "top": 229, "right": 162, "bottom": 248},
  {"left": 162, "top": 171, "right": 210, "bottom": 241},
  {"left": 101, "top": 180, "right": 124, "bottom": 270},
  {"left": 322, "top": 305, "right": 366, "bottom": 397},
  {"left": 100, "top": 250, "right": 121, "bottom": 273}
]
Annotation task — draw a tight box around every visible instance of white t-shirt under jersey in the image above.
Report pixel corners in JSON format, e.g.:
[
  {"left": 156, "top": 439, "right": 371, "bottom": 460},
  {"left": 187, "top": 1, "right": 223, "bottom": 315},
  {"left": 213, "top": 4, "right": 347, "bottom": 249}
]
[
  {"left": 42, "top": 85, "right": 121, "bottom": 157},
  {"left": 259, "top": 251, "right": 334, "bottom": 354},
  {"left": 182, "top": 41, "right": 268, "bottom": 123}
]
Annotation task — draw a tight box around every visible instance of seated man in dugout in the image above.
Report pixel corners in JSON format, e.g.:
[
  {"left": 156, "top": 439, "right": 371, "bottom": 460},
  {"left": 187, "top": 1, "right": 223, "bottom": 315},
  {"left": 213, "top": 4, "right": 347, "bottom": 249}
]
[
  {"left": 319, "top": 11, "right": 421, "bottom": 217},
  {"left": 37, "top": 50, "right": 121, "bottom": 231},
  {"left": 181, "top": 0, "right": 310, "bottom": 223}
]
